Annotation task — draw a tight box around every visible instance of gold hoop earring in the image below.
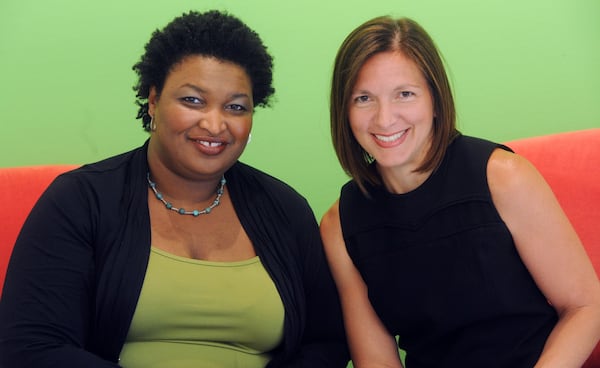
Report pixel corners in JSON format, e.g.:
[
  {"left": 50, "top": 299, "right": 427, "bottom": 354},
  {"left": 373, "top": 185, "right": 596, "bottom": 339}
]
[{"left": 150, "top": 117, "right": 156, "bottom": 132}]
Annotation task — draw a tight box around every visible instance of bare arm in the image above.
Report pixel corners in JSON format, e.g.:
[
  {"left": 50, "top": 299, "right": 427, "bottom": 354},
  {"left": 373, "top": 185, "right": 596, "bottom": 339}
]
[
  {"left": 488, "top": 149, "right": 600, "bottom": 367},
  {"left": 320, "top": 201, "right": 403, "bottom": 368}
]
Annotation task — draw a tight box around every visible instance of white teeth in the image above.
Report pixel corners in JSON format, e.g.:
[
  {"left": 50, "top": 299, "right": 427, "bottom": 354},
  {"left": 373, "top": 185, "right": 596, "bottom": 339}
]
[
  {"left": 375, "top": 130, "right": 406, "bottom": 142},
  {"left": 198, "top": 140, "right": 223, "bottom": 147}
]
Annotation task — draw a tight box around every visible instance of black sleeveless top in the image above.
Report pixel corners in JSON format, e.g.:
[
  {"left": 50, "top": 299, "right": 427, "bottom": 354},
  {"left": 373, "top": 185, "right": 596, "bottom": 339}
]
[{"left": 339, "top": 135, "right": 557, "bottom": 368}]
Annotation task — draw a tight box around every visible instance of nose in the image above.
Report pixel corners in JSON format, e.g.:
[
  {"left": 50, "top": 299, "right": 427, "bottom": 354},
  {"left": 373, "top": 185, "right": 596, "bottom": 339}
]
[
  {"left": 198, "top": 108, "right": 227, "bottom": 135},
  {"left": 373, "top": 100, "right": 396, "bottom": 129}
]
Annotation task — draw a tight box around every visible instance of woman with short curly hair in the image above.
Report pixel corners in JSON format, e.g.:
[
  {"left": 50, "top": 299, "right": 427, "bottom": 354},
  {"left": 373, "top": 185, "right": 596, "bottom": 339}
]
[{"left": 0, "top": 10, "right": 349, "bottom": 368}]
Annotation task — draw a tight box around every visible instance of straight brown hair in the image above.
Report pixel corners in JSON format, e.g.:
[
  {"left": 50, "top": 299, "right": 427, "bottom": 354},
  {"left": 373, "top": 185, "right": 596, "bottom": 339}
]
[{"left": 330, "top": 16, "right": 459, "bottom": 194}]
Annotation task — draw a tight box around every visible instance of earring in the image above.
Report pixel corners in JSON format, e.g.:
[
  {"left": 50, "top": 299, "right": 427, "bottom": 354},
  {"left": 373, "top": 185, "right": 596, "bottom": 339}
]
[
  {"left": 247, "top": 133, "right": 252, "bottom": 144},
  {"left": 150, "top": 117, "right": 156, "bottom": 132}
]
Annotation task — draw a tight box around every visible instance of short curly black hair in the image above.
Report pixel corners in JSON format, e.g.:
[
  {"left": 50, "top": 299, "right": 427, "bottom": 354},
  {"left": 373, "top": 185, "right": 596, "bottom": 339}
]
[{"left": 132, "top": 10, "right": 275, "bottom": 131}]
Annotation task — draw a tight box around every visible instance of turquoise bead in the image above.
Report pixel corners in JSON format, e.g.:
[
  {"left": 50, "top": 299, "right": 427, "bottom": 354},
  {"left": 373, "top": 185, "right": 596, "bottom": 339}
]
[{"left": 147, "top": 172, "right": 226, "bottom": 217}]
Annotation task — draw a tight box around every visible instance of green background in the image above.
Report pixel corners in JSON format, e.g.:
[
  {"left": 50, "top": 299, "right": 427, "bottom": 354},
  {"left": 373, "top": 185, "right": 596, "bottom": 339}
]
[{"left": 1, "top": 0, "right": 598, "bottom": 218}]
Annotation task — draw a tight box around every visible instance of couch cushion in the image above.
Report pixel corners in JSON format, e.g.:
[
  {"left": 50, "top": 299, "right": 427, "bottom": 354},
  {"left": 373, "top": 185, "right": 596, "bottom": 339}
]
[
  {"left": 0, "top": 164, "right": 78, "bottom": 296},
  {"left": 506, "top": 128, "right": 600, "bottom": 276},
  {"left": 506, "top": 128, "right": 600, "bottom": 368}
]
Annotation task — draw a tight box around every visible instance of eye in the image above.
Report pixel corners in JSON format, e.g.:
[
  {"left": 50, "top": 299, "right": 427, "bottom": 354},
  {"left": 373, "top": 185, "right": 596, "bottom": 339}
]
[
  {"left": 353, "top": 95, "right": 371, "bottom": 104},
  {"left": 181, "top": 96, "right": 204, "bottom": 105},
  {"left": 398, "top": 91, "right": 415, "bottom": 99},
  {"left": 226, "top": 103, "right": 250, "bottom": 114}
]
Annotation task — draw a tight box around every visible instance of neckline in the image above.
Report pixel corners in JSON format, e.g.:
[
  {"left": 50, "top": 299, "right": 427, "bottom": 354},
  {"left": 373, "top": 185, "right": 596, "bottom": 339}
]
[
  {"left": 151, "top": 247, "right": 260, "bottom": 267},
  {"left": 373, "top": 135, "right": 460, "bottom": 200}
]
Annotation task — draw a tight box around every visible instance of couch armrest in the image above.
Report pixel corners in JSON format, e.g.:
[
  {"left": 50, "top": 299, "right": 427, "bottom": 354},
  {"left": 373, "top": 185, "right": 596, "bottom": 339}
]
[{"left": 0, "top": 164, "right": 78, "bottom": 296}]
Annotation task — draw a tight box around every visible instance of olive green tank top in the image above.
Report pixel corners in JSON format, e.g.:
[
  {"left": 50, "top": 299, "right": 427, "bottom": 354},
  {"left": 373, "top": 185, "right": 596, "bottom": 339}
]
[{"left": 118, "top": 247, "right": 285, "bottom": 368}]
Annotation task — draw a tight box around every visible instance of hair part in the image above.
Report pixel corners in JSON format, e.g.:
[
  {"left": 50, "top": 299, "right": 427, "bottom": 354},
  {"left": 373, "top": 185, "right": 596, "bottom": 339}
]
[
  {"left": 132, "top": 10, "right": 275, "bottom": 131},
  {"left": 330, "top": 16, "right": 459, "bottom": 194}
]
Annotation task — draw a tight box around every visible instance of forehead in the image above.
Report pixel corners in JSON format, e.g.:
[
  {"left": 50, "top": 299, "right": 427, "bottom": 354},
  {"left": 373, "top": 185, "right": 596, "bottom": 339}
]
[
  {"left": 166, "top": 55, "right": 252, "bottom": 90},
  {"left": 355, "top": 51, "right": 426, "bottom": 87}
]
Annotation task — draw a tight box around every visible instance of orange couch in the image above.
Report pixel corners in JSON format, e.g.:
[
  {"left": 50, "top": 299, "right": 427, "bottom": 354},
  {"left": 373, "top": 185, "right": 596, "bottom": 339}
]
[
  {"left": 505, "top": 128, "right": 600, "bottom": 368},
  {"left": 1, "top": 128, "right": 599, "bottom": 365},
  {"left": 0, "top": 164, "right": 78, "bottom": 296}
]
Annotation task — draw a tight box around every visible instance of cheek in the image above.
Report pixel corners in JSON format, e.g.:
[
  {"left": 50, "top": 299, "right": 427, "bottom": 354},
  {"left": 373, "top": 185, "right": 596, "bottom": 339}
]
[
  {"left": 156, "top": 106, "right": 187, "bottom": 130},
  {"left": 348, "top": 118, "right": 370, "bottom": 149},
  {"left": 230, "top": 117, "right": 253, "bottom": 136},
  {"left": 348, "top": 109, "right": 367, "bottom": 132},
  {"left": 348, "top": 112, "right": 367, "bottom": 147},
  {"left": 405, "top": 104, "right": 434, "bottom": 126}
]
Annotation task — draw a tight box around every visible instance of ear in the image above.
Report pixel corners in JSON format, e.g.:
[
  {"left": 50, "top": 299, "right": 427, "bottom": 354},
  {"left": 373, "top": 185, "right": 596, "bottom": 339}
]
[{"left": 148, "top": 86, "right": 158, "bottom": 117}]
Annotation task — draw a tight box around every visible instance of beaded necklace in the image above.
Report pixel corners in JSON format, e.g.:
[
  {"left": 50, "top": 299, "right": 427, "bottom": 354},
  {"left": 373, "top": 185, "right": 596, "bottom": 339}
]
[{"left": 147, "top": 172, "right": 226, "bottom": 216}]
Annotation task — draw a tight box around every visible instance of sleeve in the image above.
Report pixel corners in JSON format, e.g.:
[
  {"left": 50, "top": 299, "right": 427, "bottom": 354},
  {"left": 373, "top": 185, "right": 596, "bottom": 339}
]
[
  {"left": 283, "top": 196, "right": 350, "bottom": 367},
  {"left": 0, "top": 174, "right": 120, "bottom": 367}
]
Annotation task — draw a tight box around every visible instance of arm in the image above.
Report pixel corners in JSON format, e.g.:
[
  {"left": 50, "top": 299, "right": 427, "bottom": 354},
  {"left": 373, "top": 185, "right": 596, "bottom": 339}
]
[
  {"left": 488, "top": 149, "right": 600, "bottom": 367},
  {"left": 283, "top": 198, "right": 350, "bottom": 367},
  {"left": 0, "top": 175, "right": 120, "bottom": 367},
  {"left": 320, "top": 200, "right": 403, "bottom": 368}
]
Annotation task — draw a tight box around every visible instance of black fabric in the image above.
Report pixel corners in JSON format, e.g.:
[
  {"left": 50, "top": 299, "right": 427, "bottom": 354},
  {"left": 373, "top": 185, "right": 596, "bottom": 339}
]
[
  {"left": 339, "top": 135, "right": 557, "bottom": 368},
  {"left": 0, "top": 141, "right": 348, "bottom": 367}
]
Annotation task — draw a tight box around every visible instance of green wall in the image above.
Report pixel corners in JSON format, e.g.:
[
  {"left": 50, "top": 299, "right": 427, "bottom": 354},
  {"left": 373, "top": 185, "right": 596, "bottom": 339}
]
[{"left": 1, "top": 0, "right": 598, "bottom": 218}]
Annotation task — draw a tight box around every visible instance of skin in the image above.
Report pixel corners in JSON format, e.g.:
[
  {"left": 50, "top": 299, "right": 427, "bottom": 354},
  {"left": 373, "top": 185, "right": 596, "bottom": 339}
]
[
  {"left": 146, "top": 55, "right": 256, "bottom": 261},
  {"left": 347, "top": 51, "right": 434, "bottom": 194},
  {"left": 321, "top": 51, "right": 600, "bottom": 367}
]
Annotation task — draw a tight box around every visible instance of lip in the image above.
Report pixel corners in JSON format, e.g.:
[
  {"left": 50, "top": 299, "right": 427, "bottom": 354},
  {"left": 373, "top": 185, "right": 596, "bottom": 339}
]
[
  {"left": 190, "top": 137, "right": 228, "bottom": 156},
  {"left": 372, "top": 128, "right": 409, "bottom": 148}
]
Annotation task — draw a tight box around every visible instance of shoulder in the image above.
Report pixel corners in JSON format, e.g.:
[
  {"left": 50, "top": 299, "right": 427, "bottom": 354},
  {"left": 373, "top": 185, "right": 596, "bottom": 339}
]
[
  {"left": 450, "top": 134, "right": 513, "bottom": 157},
  {"left": 320, "top": 199, "right": 342, "bottom": 244},
  {"left": 47, "top": 144, "right": 147, "bottom": 201},
  {"left": 229, "top": 161, "right": 307, "bottom": 203},
  {"left": 445, "top": 135, "right": 515, "bottom": 189},
  {"left": 76, "top": 144, "right": 147, "bottom": 177},
  {"left": 486, "top": 148, "right": 550, "bottom": 214},
  {"left": 320, "top": 199, "right": 340, "bottom": 231},
  {"left": 339, "top": 179, "right": 369, "bottom": 207},
  {"left": 228, "top": 162, "right": 315, "bottom": 223},
  {"left": 487, "top": 148, "right": 537, "bottom": 190}
]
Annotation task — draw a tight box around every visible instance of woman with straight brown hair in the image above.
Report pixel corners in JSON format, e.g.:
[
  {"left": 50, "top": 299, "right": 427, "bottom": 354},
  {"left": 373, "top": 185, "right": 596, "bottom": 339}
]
[{"left": 321, "top": 15, "right": 600, "bottom": 367}]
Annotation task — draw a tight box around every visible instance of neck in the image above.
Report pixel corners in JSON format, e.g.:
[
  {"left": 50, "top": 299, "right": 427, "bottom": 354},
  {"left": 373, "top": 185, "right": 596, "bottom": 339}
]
[
  {"left": 378, "top": 165, "right": 432, "bottom": 194},
  {"left": 147, "top": 172, "right": 226, "bottom": 216}
]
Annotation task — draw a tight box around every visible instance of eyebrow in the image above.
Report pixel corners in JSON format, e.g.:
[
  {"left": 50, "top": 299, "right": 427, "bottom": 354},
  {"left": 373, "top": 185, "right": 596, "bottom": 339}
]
[
  {"left": 352, "top": 83, "right": 423, "bottom": 92},
  {"left": 180, "top": 83, "right": 206, "bottom": 94},
  {"left": 395, "top": 84, "right": 423, "bottom": 90},
  {"left": 179, "top": 83, "right": 251, "bottom": 100}
]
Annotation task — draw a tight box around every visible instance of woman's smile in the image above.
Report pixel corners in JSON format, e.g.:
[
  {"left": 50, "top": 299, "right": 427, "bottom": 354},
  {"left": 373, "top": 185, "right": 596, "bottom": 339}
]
[{"left": 372, "top": 128, "right": 410, "bottom": 147}]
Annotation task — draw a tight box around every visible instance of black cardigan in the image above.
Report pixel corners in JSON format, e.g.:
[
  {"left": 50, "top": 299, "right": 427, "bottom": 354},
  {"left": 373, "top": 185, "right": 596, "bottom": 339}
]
[{"left": 0, "top": 142, "right": 348, "bottom": 367}]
